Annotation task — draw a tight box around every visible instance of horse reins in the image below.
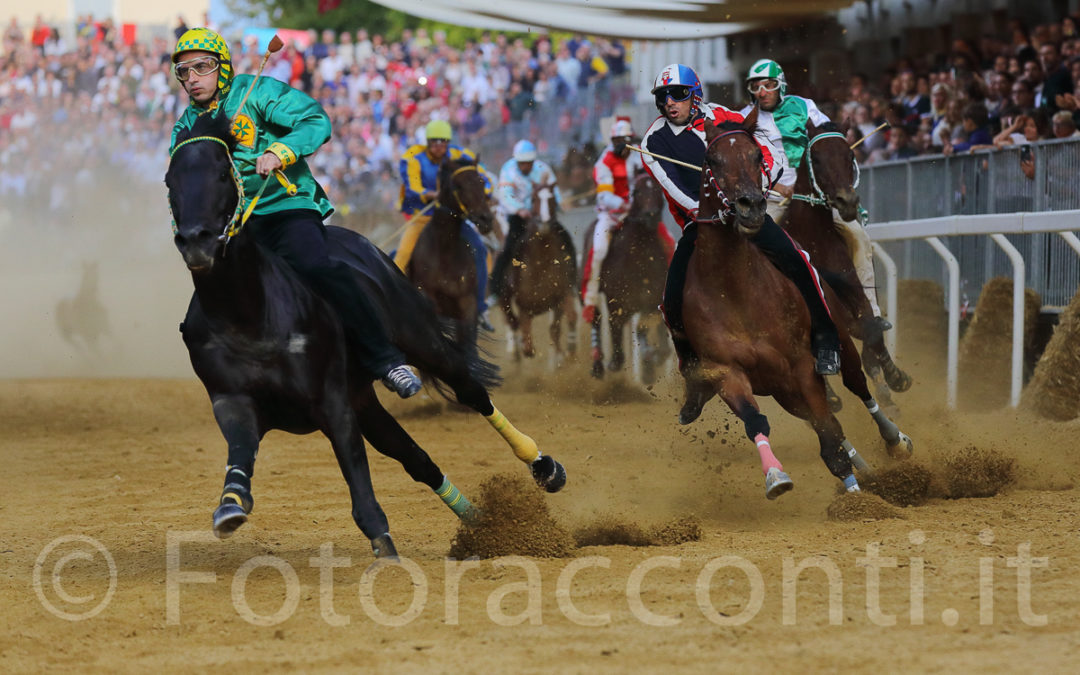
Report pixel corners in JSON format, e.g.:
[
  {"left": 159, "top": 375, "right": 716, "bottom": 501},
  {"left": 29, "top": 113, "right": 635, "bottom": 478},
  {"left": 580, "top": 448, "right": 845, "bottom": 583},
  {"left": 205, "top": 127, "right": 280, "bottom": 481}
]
[{"left": 695, "top": 129, "right": 775, "bottom": 225}]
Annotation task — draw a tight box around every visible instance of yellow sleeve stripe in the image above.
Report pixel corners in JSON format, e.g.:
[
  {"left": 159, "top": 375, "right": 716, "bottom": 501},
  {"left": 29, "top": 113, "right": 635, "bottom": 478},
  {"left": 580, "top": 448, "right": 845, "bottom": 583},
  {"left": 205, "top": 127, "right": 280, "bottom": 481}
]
[
  {"left": 596, "top": 183, "right": 614, "bottom": 193},
  {"left": 267, "top": 142, "right": 297, "bottom": 168}
]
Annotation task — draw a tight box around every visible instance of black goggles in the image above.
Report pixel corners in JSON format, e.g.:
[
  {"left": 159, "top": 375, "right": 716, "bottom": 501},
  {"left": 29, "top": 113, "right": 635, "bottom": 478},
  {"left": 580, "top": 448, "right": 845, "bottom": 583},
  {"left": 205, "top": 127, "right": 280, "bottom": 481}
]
[{"left": 654, "top": 85, "right": 693, "bottom": 106}]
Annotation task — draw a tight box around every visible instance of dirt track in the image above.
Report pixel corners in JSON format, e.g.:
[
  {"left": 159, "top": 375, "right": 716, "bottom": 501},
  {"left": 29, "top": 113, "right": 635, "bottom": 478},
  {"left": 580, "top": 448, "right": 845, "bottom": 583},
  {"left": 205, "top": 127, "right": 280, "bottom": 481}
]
[{"left": 2, "top": 344, "right": 1079, "bottom": 672}]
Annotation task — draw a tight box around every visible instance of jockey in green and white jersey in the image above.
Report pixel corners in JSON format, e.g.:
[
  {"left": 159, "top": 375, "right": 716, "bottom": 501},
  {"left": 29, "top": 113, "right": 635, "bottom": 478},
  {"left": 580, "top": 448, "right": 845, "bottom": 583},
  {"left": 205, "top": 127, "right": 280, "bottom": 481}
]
[{"left": 742, "top": 58, "right": 890, "bottom": 330}]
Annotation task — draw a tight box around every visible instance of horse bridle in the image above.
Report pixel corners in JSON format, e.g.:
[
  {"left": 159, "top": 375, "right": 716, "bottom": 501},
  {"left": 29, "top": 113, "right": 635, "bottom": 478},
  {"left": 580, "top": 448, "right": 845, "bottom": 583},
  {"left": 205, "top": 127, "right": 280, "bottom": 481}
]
[
  {"left": 168, "top": 135, "right": 247, "bottom": 243},
  {"left": 695, "top": 129, "right": 774, "bottom": 224},
  {"left": 791, "top": 131, "right": 860, "bottom": 210},
  {"left": 436, "top": 164, "right": 483, "bottom": 219}
]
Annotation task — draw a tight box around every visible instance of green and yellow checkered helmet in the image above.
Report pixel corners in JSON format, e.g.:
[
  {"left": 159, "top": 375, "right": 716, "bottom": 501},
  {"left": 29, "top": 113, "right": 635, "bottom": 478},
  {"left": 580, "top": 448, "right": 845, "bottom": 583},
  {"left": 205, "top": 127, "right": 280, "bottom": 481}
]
[{"left": 173, "top": 28, "right": 233, "bottom": 96}]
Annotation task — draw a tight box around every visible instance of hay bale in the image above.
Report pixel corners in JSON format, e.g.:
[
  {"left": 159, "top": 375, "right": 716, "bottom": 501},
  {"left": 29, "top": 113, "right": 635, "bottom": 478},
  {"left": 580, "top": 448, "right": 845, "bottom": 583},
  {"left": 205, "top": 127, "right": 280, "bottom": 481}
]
[
  {"left": 1022, "top": 285, "right": 1080, "bottom": 420},
  {"left": 957, "top": 277, "right": 1041, "bottom": 410},
  {"left": 897, "top": 279, "right": 947, "bottom": 373}
]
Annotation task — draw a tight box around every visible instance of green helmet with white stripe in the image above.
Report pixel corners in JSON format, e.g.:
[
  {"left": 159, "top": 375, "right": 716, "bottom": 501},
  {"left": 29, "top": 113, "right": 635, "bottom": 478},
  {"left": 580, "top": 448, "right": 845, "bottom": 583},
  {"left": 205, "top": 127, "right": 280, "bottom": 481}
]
[{"left": 746, "top": 58, "right": 787, "bottom": 99}]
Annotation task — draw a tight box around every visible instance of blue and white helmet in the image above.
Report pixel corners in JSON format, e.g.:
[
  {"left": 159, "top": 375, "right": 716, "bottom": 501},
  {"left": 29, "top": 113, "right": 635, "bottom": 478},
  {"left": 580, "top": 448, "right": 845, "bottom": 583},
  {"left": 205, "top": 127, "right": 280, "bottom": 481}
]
[
  {"left": 651, "top": 63, "right": 703, "bottom": 112},
  {"left": 513, "top": 139, "right": 537, "bottom": 162}
]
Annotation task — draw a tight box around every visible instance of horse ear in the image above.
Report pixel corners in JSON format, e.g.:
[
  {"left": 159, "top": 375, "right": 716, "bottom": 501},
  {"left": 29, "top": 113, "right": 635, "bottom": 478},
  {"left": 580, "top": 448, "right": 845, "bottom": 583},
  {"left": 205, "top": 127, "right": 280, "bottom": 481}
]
[{"left": 742, "top": 105, "right": 759, "bottom": 131}]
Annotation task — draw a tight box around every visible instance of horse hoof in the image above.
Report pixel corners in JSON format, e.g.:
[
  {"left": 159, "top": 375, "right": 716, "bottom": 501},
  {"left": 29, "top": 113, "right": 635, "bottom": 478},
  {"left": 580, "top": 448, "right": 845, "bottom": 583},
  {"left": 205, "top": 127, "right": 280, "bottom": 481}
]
[
  {"left": 887, "top": 432, "right": 914, "bottom": 458},
  {"left": 371, "top": 533, "right": 399, "bottom": 560},
  {"left": 677, "top": 387, "right": 712, "bottom": 425},
  {"left": 886, "top": 369, "right": 913, "bottom": 393},
  {"left": 213, "top": 502, "right": 248, "bottom": 539},
  {"left": 764, "top": 467, "right": 794, "bottom": 500},
  {"left": 531, "top": 455, "right": 567, "bottom": 493},
  {"left": 590, "top": 361, "right": 604, "bottom": 379}
]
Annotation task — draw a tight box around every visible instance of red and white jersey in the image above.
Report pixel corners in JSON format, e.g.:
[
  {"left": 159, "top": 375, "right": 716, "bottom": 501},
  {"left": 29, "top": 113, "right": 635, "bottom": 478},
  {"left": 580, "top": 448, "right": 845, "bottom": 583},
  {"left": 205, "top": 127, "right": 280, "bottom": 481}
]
[
  {"left": 640, "top": 102, "right": 777, "bottom": 229},
  {"left": 593, "top": 144, "right": 644, "bottom": 208}
]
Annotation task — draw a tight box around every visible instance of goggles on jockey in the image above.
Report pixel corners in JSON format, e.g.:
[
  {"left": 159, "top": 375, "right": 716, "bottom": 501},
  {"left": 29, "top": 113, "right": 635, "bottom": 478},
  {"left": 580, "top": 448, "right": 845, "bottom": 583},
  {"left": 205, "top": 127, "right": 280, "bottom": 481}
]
[
  {"left": 747, "top": 78, "right": 781, "bottom": 95},
  {"left": 174, "top": 56, "right": 220, "bottom": 82},
  {"left": 654, "top": 85, "right": 693, "bottom": 107}
]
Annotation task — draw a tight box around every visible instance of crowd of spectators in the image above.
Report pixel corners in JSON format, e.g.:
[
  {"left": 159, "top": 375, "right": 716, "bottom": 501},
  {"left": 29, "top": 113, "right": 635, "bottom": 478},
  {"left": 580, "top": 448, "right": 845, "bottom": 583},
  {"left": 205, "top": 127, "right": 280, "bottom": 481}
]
[
  {"left": 0, "top": 13, "right": 631, "bottom": 233},
  {"left": 822, "top": 14, "right": 1080, "bottom": 166},
  {"left": 7, "top": 9, "right": 1080, "bottom": 236}
]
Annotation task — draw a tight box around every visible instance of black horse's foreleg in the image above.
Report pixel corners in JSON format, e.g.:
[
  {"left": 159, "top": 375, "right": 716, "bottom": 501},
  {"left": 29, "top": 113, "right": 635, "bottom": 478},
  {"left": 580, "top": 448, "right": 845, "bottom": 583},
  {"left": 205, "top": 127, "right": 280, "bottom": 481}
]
[
  {"left": 320, "top": 398, "right": 394, "bottom": 557},
  {"left": 210, "top": 394, "right": 261, "bottom": 538}
]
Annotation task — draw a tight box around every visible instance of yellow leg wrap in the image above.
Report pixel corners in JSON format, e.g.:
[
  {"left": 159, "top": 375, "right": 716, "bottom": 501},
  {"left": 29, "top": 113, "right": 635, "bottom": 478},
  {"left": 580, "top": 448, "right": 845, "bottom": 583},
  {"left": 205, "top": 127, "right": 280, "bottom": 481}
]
[
  {"left": 393, "top": 214, "right": 431, "bottom": 271},
  {"left": 485, "top": 405, "right": 539, "bottom": 463}
]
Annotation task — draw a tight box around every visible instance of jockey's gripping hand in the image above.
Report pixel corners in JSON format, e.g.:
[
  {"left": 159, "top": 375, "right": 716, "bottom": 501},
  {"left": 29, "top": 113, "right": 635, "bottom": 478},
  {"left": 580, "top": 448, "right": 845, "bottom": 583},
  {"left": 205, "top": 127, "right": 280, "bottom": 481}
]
[{"left": 256, "top": 151, "right": 284, "bottom": 176}]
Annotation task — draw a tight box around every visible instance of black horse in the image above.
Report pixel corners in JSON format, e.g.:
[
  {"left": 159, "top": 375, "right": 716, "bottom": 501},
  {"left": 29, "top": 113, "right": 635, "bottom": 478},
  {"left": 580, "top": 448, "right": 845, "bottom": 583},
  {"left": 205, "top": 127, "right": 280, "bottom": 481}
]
[{"left": 167, "top": 113, "right": 565, "bottom": 558}]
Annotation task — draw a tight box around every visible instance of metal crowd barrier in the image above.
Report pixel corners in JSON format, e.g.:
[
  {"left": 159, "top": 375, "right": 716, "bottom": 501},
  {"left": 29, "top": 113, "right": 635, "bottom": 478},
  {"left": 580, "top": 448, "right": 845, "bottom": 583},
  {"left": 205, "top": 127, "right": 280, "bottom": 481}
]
[{"left": 859, "top": 138, "right": 1080, "bottom": 310}]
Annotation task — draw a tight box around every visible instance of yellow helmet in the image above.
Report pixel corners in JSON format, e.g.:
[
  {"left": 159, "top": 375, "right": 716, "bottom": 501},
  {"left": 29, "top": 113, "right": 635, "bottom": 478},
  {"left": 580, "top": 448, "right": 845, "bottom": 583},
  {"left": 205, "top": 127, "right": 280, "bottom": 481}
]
[
  {"left": 425, "top": 119, "right": 453, "bottom": 141},
  {"left": 173, "top": 28, "right": 233, "bottom": 96}
]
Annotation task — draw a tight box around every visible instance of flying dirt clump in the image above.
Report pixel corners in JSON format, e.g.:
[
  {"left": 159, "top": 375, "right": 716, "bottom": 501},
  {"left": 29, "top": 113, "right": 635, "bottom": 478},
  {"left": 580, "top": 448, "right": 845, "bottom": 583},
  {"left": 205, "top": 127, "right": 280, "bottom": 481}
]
[
  {"left": 942, "top": 446, "right": 1016, "bottom": 498},
  {"left": 448, "top": 474, "right": 575, "bottom": 559},
  {"left": 861, "top": 462, "right": 935, "bottom": 506},
  {"left": 573, "top": 515, "right": 702, "bottom": 547},
  {"left": 826, "top": 492, "right": 905, "bottom": 521}
]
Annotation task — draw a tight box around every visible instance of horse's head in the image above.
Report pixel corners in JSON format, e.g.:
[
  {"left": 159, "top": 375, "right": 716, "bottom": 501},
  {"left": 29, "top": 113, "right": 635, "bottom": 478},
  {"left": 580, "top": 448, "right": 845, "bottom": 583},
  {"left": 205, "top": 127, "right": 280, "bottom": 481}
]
[
  {"left": 700, "top": 108, "right": 768, "bottom": 235},
  {"left": 165, "top": 112, "right": 242, "bottom": 273},
  {"left": 438, "top": 157, "right": 494, "bottom": 235},
  {"left": 529, "top": 181, "right": 559, "bottom": 233},
  {"left": 806, "top": 120, "right": 861, "bottom": 222},
  {"left": 625, "top": 172, "right": 664, "bottom": 228}
]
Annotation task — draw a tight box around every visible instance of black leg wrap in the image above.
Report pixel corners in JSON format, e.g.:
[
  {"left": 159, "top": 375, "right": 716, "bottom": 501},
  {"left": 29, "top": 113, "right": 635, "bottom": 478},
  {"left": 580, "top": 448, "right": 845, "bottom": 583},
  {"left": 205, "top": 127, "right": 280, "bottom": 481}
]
[
  {"left": 737, "top": 401, "right": 770, "bottom": 441},
  {"left": 820, "top": 443, "right": 854, "bottom": 480}
]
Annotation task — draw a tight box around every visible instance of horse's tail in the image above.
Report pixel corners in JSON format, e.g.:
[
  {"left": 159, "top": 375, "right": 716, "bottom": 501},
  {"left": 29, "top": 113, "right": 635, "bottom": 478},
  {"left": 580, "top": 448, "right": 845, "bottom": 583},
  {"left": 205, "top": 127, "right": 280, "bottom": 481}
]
[{"left": 429, "top": 316, "right": 502, "bottom": 401}]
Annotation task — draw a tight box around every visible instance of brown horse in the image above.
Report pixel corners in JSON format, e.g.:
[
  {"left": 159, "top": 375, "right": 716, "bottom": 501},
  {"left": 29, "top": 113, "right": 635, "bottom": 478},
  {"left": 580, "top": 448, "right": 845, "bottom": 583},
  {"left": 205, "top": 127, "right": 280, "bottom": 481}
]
[
  {"left": 408, "top": 157, "right": 495, "bottom": 354},
  {"left": 781, "top": 122, "right": 912, "bottom": 411},
  {"left": 498, "top": 180, "right": 579, "bottom": 365},
  {"left": 683, "top": 113, "right": 912, "bottom": 499},
  {"left": 582, "top": 173, "right": 674, "bottom": 383},
  {"left": 558, "top": 141, "right": 600, "bottom": 206}
]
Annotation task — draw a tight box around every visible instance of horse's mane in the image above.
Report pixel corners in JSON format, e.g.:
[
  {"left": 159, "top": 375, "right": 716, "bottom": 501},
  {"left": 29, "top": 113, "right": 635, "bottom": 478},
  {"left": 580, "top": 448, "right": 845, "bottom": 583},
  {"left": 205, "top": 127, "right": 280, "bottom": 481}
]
[
  {"left": 174, "top": 110, "right": 238, "bottom": 154},
  {"left": 714, "top": 119, "right": 756, "bottom": 135},
  {"left": 814, "top": 121, "right": 842, "bottom": 135}
]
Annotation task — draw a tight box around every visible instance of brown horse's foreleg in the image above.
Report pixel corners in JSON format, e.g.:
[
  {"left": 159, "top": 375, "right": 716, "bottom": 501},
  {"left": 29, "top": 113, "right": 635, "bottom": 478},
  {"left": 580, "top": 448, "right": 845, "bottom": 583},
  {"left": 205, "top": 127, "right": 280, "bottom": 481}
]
[
  {"left": 608, "top": 309, "right": 626, "bottom": 371},
  {"left": 706, "top": 365, "right": 793, "bottom": 500},
  {"left": 520, "top": 314, "right": 535, "bottom": 358},
  {"left": 590, "top": 313, "right": 604, "bottom": 378},
  {"left": 563, "top": 293, "right": 578, "bottom": 356}
]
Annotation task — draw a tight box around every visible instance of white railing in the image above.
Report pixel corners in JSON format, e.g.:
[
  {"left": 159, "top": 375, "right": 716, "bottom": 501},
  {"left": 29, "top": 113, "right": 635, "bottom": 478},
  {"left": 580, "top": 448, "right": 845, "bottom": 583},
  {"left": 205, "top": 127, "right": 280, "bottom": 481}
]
[{"left": 867, "top": 211, "right": 1080, "bottom": 408}]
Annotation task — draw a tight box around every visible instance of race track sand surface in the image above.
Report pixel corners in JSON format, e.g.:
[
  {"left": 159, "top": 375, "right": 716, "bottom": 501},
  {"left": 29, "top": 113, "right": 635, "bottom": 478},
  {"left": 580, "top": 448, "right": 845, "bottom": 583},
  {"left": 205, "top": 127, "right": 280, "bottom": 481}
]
[{"left": 2, "top": 356, "right": 1079, "bottom": 672}]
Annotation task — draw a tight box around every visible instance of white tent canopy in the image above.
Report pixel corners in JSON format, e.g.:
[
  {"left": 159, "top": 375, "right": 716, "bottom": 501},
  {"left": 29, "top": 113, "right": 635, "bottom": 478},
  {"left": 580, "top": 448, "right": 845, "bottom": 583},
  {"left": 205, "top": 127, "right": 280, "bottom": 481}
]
[{"left": 366, "top": 0, "right": 853, "bottom": 40}]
